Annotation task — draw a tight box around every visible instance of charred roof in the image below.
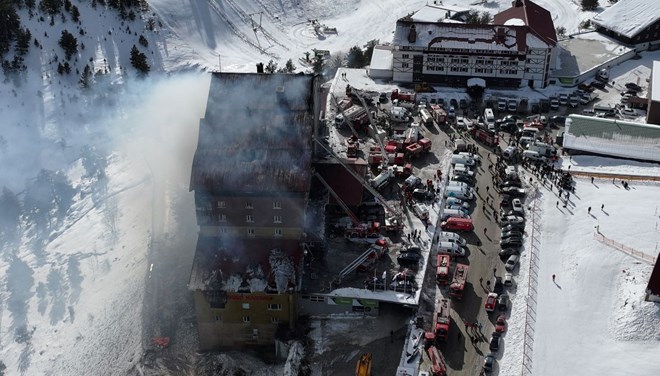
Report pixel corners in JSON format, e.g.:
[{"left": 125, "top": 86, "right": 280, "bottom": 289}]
[{"left": 191, "top": 73, "right": 316, "bottom": 194}]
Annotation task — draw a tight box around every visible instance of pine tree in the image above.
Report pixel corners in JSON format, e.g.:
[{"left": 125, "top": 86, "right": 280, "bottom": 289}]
[
  {"left": 38, "top": 0, "right": 63, "bottom": 15},
  {"left": 346, "top": 46, "right": 365, "bottom": 68},
  {"left": 129, "top": 44, "right": 149, "bottom": 74},
  {"left": 0, "top": 2, "right": 21, "bottom": 56},
  {"left": 284, "top": 58, "right": 296, "bottom": 73},
  {"left": 581, "top": 0, "right": 599, "bottom": 11},
  {"left": 265, "top": 59, "right": 278, "bottom": 73},
  {"left": 15, "top": 28, "right": 32, "bottom": 56},
  {"left": 70, "top": 5, "right": 80, "bottom": 22},
  {"left": 138, "top": 34, "right": 148, "bottom": 47},
  {"left": 58, "top": 29, "right": 78, "bottom": 60},
  {"left": 79, "top": 65, "right": 92, "bottom": 88}
]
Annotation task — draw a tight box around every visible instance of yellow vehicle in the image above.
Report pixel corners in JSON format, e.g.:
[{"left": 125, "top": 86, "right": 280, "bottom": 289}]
[{"left": 355, "top": 352, "right": 372, "bottom": 376}]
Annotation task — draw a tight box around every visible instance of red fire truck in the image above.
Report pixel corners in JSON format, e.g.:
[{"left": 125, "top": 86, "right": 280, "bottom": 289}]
[
  {"left": 471, "top": 128, "right": 499, "bottom": 147},
  {"left": 391, "top": 89, "right": 416, "bottom": 103},
  {"left": 425, "top": 298, "right": 451, "bottom": 343},
  {"left": 430, "top": 105, "right": 447, "bottom": 125},
  {"left": 436, "top": 254, "right": 451, "bottom": 285},
  {"left": 426, "top": 345, "right": 447, "bottom": 376},
  {"left": 449, "top": 263, "right": 469, "bottom": 300}
]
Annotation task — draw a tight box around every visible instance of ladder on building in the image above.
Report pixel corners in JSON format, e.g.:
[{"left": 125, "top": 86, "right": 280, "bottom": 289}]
[{"left": 336, "top": 247, "right": 377, "bottom": 284}]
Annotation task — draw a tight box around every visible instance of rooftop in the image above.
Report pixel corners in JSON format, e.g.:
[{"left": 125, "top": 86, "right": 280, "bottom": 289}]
[
  {"left": 592, "top": 0, "right": 660, "bottom": 39},
  {"left": 394, "top": 21, "right": 533, "bottom": 53},
  {"left": 647, "top": 258, "right": 660, "bottom": 297},
  {"left": 552, "top": 38, "right": 632, "bottom": 78},
  {"left": 494, "top": 0, "right": 557, "bottom": 46},
  {"left": 190, "top": 73, "right": 316, "bottom": 194},
  {"left": 409, "top": 3, "right": 469, "bottom": 23},
  {"left": 369, "top": 45, "right": 394, "bottom": 71}
]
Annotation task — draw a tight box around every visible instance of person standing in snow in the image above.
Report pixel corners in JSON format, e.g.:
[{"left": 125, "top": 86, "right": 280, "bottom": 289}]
[
  {"left": 588, "top": 206, "right": 591, "bottom": 214},
  {"left": 552, "top": 274, "right": 556, "bottom": 282}
]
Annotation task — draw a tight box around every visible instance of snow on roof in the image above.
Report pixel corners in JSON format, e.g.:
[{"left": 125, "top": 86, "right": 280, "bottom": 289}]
[
  {"left": 591, "top": 0, "right": 660, "bottom": 39},
  {"left": 394, "top": 22, "right": 527, "bottom": 53},
  {"left": 652, "top": 60, "right": 660, "bottom": 101},
  {"left": 467, "top": 78, "right": 486, "bottom": 87},
  {"left": 410, "top": 4, "right": 468, "bottom": 23},
  {"left": 369, "top": 46, "right": 393, "bottom": 71},
  {"left": 504, "top": 18, "right": 526, "bottom": 26},
  {"left": 647, "top": 259, "right": 660, "bottom": 297}
]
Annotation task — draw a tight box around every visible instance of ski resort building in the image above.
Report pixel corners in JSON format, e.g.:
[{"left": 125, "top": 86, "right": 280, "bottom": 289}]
[
  {"left": 648, "top": 60, "right": 660, "bottom": 125},
  {"left": 592, "top": 0, "right": 660, "bottom": 47},
  {"left": 645, "top": 258, "right": 660, "bottom": 303},
  {"left": 389, "top": 0, "right": 557, "bottom": 88},
  {"left": 189, "top": 73, "right": 320, "bottom": 350}
]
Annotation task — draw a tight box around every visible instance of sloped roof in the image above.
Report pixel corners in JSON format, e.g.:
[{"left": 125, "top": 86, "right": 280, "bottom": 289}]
[
  {"left": 647, "top": 258, "right": 660, "bottom": 297},
  {"left": 410, "top": 4, "right": 469, "bottom": 23},
  {"left": 592, "top": 0, "right": 660, "bottom": 39},
  {"left": 494, "top": 0, "right": 557, "bottom": 47}
]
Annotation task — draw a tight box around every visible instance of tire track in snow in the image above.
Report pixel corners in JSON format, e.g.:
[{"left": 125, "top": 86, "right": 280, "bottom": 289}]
[{"left": 223, "top": 0, "right": 289, "bottom": 49}]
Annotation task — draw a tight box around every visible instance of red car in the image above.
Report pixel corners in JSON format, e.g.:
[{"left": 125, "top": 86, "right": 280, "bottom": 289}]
[
  {"left": 484, "top": 293, "right": 498, "bottom": 312},
  {"left": 495, "top": 315, "right": 507, "bottom": 333}
]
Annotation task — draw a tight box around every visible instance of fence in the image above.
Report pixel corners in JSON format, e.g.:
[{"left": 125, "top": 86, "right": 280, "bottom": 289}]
[
  {"left": 594, "top": 232, "right": 657, "bottom": 264},
  {"left": 520, "top": 183, "right": 541, "bottom": 376}
]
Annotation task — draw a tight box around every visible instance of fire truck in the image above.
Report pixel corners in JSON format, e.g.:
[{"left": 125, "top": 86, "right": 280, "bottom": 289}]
[
  {"left": 449, "top": 263, "right": 469, "bottom": 300},
  {"left": 346, "top": 135, "right": 359, "bottom": 158},
  {"left": 405, "top": 138, "right": 432, "bottom": 159},
  {"left": 430, "top": 105, "right": 447, "bottom": 125},
  {"left": 426, "top": 345, "right": 447, "bottom": 376},
  {"left": 391, "top": 88, "right": 416, "bottom": 103},
  {"left": 436, "top": 254, "right": 451, "bottom": 285},
  {"left": 425, "top": 298, "right": 451, "bottom": 343},
  {"left": 471, "top": 128, "right": 499, "bottom": 147}
]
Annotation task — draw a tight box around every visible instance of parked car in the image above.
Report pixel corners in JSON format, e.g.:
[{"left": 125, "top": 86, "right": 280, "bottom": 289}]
[
  {"left": 511, "top": 198, "right": 524, "bottom": 214},
  {"left": 501, "top": 230, "right": 523, "bottom": 239},
  {"left": 501, "top": 223, "right": 525, "bottom": 232},
  {"left": 489, "top": 332, "right": 501, "bottom": 351},
  {"left": 412, "top": 188, "right": 434, "bottom": 201},
  {"left": 446, "top": 197, "right": 470, "bottom": 208},
  {"left": 459, "top": 98, "right": 468, "bottom": 109},
  {"left": 499, "top": 247, "right": 520, "bottom": 258},
  {"left": 493, "top": 276, "right": 504, "bottom": 295},
  {"left": 558, "top": 93, "right": 568, "bottom": 105},
  {"left": 483, "top": 353, "right": 496, "bottom": 373},
  {"left": 397, "top": 251, "right": 422, "bottom": 267},
  {"left": 550, "top": 115, "right": 566, "bottom": 126},
  {"left": 501, "top": 187, "right": 526, "bottom": 197},
  {"left": 500, "top": 237, "right": 523, "bottom": 248},
  {"left": 590, "top": 80, "right": 606, "bottom": 90},
  {"left": 568, "top": 95, "right": 579, "bottom": 107},
  {"left": 578, "top": 83, "right": 594, "bottom": 92},
  {"left": 499, "top": 180, "right": 522, "bottom": 189},
  {"left": 456, "top": 116, "right": 465, "bottom": 128},
  {"left": 497, "top": 294, "right": 509, "bottom": 311},
  {"left": 495, "top": 315, "right": 507, "bottom": 333},
  {"left": 451, "top": 174, "right": 475, "bottom": 185},
  {"left": 505, "top": 255, "right": 520, "bottom": 271},
  {"left": 503, "top": 272, "right": 514, "bottom": 287},
  {"left": 550, "top": 97, "right": 559, "bottom": 110},
  {"left": 500, "top": 215, "right": 525, "bottom": 226},
  {"left": 507, "top": 99, "right": 517, "bottom": 112},
  {"left": 485, "top": 292, "right": 498, "bottom": 312},
  {"left": 379, "top": 92, "right": 388, "bottom": 103},
  {"left": 625, "top": 82, "right": 642, "bottom": 92}
]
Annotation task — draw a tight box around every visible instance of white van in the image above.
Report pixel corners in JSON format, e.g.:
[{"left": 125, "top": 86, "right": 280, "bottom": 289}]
[
  {"left": 444, "top": 186, "right": 474, "bottom": 201},
  {"left": 390, "top": 107, "right": 410, "bottom": 122},
  {"left": 519, "top": 136, "right": 535, "bottom": 148},
  {"left": 457, "top": 152, "right": 481, "bottom": 162},
  {"left": 451, "top": 155, "right": 475, "bottom": 166},
  {"left": 447, "top": 181, "right": 470, "bottom": 190},
  {"left": 437, "top": 241, "right": 465, "bottom": 257},
  {"left": 441, "top": 209, "right": 470, "bottom": 221},
  {"left": 453, "top": 165, "right": 475, "bottom": 177},
  {"left": 437, "top": 231, "right": 461, "bottom": 241},
  {"left": 439, "top": 235, "right": 467, "bottom": 247},
  {"left": 484, "top": 108, "right": 495, "bottom": 126},
  {"left": 413, "top": 203, "right": 429, "bottom": 220},
  {"left": 527, "top": 142, "right": 556, "bottom": 157},
  {"left": 522, "top": 150, "right": 546, "bottom": 161}
]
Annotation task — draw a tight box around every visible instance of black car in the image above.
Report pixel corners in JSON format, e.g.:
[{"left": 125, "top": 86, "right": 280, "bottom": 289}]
[
  {"left": 499, "top": 248, "right": 520, "bottom": 258},
  {"left": 489, "top": 332, "right": 501, "bottom": 351},
  {"left": 550, "top": 115, "right": 566, "bottom": 126},
  {"left": 499, "top": 180, "right": 522, "bottom": 189},
  {"left": 501, "top": 230, "right": 523, "bottom": 239},
  {"left": 412, "top": 189, "right": 434, "bottom": 201},
  {"left": 483, "top": 353, "right": 496, "bottom": 373},
  {"left": 501, "top": 187, "right": 526, "bottom": 197},
  {"left": 500, "top": 194, "right": 513, "bottom": 208},
  {"left": 621, "top": 90, "right": 638, "bottom": 97},
  {"left": 625, "top": 82, "right": 642, "bottom": 92},
  {"left": 397, "top": 252, "right": 422, "bottom": 267},
  {"left": 500, "top": 237, "right": 523, "bottom": 248},
  {"left": 451, "top": 175, "right": 475, "bottom": 185},
  {"left": 493, "top": 276, "right": 504, "bottom": 294},
  {"left": 590, "top": 80, "right": 606, "bottom": 90},
  {"left": 450, "top": 98, "right": 459, "bottom": 108},
  {"left": 498, "top": 294, "right": 509, "bottom": 311},
  {"left": 501, "top": 223, "right": 525, "bottom": 232},
  {"left": 459, "top": 99, "right": 468, "bottom": 109}
]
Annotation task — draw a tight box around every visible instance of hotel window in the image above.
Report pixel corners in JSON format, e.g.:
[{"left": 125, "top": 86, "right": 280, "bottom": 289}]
[
  {"left": 273, "top": 201, "right": 281, "bottom": 209},
  {"left": 217, "top": 201, "right": 226, "bottom": 208},
  {"left": 402, "top": 63, "right": 409, "bottom": 68},
  {"left": 271, "top": 317, "right": 279, "bottom": 324},
  {"left": 215, "top": 315, "right": 221, "bottom": 321},
  {"left": 242, "top": 303, "right": 250, "bottom": 310},
  {"left": 267, "top": 303, "right": 283, "bottom": 311},
  {"left": 245, "top": 201, "right": 253, "bottom": 209},
  {"left": 450, "top": 58, "right": 460, "bottom": 72},
  {"left": 219, "top": 214, "right": 226, "bottom": 222},
  {"left": 460, "top": 58, "right": 469, "bottom": 73},
  {"left": 247, "top": 228, "right": 255, "bottom": 237},
  {"left": 274, "top": 228, "right": 283, "bottom": 237},
  {"left": 402, "top": 54, "right": 409, "bottom": 58},
  {"left": 246, "top": 215, "right": 254, "bottom": 223},
  {"left": 274, "top": 215, "right": 282, "bottom": 223},
  {"left": 243, "top": 316, "right": 250, "bottom": 323},
  {"left": 219, "top": 227, "right": 227, "bottom": 235}
]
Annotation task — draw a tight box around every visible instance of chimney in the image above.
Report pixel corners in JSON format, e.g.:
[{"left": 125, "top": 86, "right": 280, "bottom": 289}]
[
  {"left": 408, "top": 24, "right": 417, "bottom": 44},
  {"left": 513, "top": 0, "right": 524, "bottom": 7},
  {"left": 256, "top": 62, "right": 264, "bottom": 73}
]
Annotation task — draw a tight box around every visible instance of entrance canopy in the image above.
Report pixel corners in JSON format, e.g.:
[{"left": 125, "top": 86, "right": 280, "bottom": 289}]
[{"left": 467, "top": 77, "right": 486, "bottom": 87}]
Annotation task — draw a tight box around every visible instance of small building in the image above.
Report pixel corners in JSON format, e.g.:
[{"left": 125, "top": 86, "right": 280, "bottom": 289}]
[
  {"left": 592, "top": 0, "right": 660, "bottom": 46},
  {"left": 389, "top": 0, "right": 557, "bottom": 88},
  {"left": 645, "top": 258, "right": 660, "bottom": 303},
  {"left": 367, "top": 45, "right": 394, "bottom": 80},
  {"left": 564, "top": 114, "right": 660, "bottom": 162},
  {"left": 648, "top": 60, "right": 660, "bottom": 125}
]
